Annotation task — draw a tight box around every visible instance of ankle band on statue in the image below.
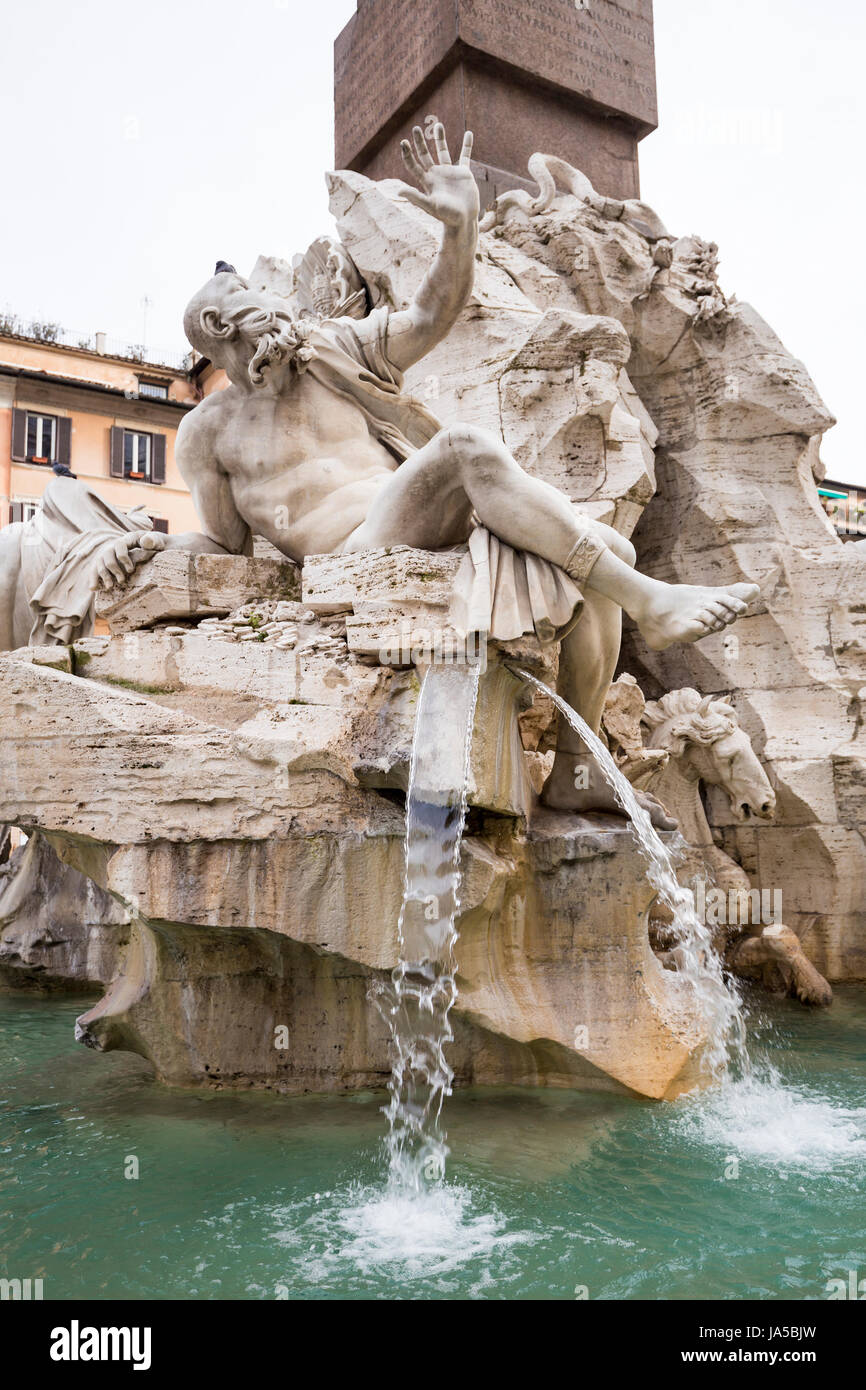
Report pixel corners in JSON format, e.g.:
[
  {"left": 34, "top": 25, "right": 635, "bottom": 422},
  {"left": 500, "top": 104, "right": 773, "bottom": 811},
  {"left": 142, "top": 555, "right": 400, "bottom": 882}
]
[{"left": 564, "top": 534, "right": 606, "bottom": 584}]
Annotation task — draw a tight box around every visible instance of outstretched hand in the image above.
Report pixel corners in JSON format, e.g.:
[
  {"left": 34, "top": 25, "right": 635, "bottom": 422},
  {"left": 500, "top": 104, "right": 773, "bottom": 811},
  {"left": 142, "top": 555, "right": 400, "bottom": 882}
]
[{"left": 396, "top": 124, "right": 479, "bottom": 228}]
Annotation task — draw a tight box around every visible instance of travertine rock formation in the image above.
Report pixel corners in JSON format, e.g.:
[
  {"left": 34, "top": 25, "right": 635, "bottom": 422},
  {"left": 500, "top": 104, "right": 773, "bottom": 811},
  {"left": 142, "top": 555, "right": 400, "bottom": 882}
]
[
  {"left": 0, "top": 551, "right": 706, "bottom": 1100},
  {"left": 1, "top": 147, "right": 861, "bottom": 1115},
  {"left": 330, "top": 162, "right": 866, "bottom": 983},
  {"left": 0, "top": 830, "right": 128, "bottom": 990}
]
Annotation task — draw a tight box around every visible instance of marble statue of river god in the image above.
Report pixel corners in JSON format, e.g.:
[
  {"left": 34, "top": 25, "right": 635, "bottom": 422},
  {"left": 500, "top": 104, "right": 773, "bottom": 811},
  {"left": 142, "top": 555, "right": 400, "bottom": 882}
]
[
  {"left": 20, "top": 125, "right": 758, "bottom": 821},
  {"left": 173, "top": 126, "right": 757, "bottom": 818}
]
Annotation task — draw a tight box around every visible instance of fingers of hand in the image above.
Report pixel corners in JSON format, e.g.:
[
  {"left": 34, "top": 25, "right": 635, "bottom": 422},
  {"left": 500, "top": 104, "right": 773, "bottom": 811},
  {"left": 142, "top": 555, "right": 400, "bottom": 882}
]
[
  {"left": 139, "top": 531, "right": 165, "bottom": 553},
  {"left": 400, "top": 139, "right": 425, "bottom": 182},
  {"left": 411, "top": 125, "right": 434, "bottom": 170},
  {"left": 112, "top": 537, "right": 136, "bottom": 575},
  {"left": 432, "top": 122, "right": 451, "bottom": 164},
  {"left": 395, "top": 182, "right": 436, "bottom": 215},
  {"left": 459, "top": 130, "right": 474, "bottom": 166},
  {"left": 99, "top": 552, "right": 126, "bottom": 586}
]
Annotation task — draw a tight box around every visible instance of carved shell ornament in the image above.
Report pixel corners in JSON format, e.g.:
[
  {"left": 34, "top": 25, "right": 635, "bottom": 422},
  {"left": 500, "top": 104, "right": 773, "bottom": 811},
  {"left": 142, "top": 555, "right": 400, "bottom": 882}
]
[
  {"left": 291, "top": 237, "right": 369, "bottom": 322},
  {"left": 246, "top": 237, "right": 369, "bottom": 328}
]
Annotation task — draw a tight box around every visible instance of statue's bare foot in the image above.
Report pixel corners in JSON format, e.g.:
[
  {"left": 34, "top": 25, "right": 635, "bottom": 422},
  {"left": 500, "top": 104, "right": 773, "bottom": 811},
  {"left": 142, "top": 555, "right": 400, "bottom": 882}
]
[
  {"left": 541, "top": 751, "right": 677, "bottom": 830},
  {"left": 634, "top": 581, "right": 759, "bottom": 651}
]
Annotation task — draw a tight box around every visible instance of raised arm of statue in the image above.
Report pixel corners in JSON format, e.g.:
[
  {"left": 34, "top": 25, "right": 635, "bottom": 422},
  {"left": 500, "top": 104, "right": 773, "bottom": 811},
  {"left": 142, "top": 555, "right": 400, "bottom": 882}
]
[{"left": 385, "top": 124, "right": 479, "bottom": 373}]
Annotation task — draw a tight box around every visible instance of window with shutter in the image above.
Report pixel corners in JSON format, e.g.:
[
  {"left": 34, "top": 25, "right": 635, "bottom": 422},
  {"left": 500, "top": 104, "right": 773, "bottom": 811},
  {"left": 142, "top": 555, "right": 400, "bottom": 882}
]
[
  {"left": 23, "top": 412, "right": 57, "bottom": 462},
  {"left": 149, "top": 517, "right": 169, "bottom": 533},
  {"left": 12, "top": 497, "right": 40, "bottom": 523},
  {"left": 123, "top": 430, "right": 151, "bottom": 479}
]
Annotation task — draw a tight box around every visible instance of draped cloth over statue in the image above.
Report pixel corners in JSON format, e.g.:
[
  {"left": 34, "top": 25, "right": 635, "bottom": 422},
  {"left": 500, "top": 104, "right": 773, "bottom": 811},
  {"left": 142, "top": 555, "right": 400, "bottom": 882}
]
[
  {"left": 449, "top": 526, "right": 584, "bottom": 645},
  {"left": 308, "top": 306, "right": 442, "bottom": 464},
  {"left": 0, "top": 479, "right": 152, "bottom": 648}
]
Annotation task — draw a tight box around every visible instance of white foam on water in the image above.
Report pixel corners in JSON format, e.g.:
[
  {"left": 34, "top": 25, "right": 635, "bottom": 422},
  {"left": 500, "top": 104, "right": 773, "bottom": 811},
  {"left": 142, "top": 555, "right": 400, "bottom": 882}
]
[
  {"left": 669, "top": 1067, "right": 866, "bottom": 1171},
  {"left": 272, "top": 1182, "right": 537, "bottom": 1283}
]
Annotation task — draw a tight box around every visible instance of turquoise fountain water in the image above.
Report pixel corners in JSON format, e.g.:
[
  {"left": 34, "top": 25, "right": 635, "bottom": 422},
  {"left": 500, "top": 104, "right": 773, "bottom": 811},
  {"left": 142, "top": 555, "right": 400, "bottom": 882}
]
[
  {"left": 2, "top": 989, "right": 865, "bottom": 1298},
  {"left": 371, "top": 660, "right": 481, "bottom": 1191}
]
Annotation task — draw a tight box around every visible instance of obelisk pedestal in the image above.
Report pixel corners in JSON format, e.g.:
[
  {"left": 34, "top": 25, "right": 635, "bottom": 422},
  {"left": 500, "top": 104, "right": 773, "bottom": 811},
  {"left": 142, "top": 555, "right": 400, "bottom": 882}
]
[{"left": 334, "top": 0, "right": 658, "bottom": 204}]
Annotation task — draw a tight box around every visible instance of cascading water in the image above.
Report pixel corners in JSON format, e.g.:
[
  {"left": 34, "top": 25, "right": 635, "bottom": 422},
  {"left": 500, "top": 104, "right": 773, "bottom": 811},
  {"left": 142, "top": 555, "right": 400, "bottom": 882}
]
[
  {"left": 372, "top": 660, "right": 482, "bottom": 1191},
  {"left": 513, "top": 669, "right": 749, "bottom": 1080}
]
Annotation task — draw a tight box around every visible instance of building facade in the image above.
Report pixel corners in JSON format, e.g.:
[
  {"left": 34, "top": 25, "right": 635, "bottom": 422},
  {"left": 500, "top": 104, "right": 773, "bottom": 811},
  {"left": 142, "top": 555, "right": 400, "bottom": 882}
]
[{"left": 0, "top": 322, "right": 201, "bottom": 534}]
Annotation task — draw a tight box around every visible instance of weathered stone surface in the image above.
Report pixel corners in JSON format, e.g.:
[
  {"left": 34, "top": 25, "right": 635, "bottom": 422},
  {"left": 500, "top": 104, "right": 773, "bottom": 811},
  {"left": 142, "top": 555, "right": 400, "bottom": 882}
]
[
  {"left": 411, "top": 160, "right": 865, "bottom": 982},
  {"left": 7, "top": 140, "right": 863, "bottom": 1123},
  {"left": 72, "top": 812, "right": 700, "bottom": 1100},
  {"left": 599, "top": 675, "right": 833, "bottom": 1006},
  {"left": 96, "top": 551, "right": 301, "bottom": 633},
  {"left": 0, "top": 831, "right": 128, "bottom": 991},
  {"left": 329, "top": 171, "right": 657, "bottom": 537},
  {"left": 0, "top": 631, "right": 705, "bottom": 1099},
  {"left": 302, "top": 545, "right": 462, "bottom": 661}
]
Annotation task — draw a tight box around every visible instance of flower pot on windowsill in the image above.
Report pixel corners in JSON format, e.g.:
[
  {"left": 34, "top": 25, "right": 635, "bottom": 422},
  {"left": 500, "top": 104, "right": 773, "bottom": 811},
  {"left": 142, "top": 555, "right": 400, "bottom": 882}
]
[
  {"left": 127, "top": 471, "right": 146, "bottom": 480},
  {"left": 28, "top": 457, "right": 49, "bottom": 465}
]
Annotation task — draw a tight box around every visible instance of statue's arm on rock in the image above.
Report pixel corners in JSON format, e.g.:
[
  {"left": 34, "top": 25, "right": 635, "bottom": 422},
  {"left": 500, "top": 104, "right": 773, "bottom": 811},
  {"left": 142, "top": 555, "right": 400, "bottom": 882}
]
[{"left": 385, "top": 124, "right": 479, "bottom": 372}]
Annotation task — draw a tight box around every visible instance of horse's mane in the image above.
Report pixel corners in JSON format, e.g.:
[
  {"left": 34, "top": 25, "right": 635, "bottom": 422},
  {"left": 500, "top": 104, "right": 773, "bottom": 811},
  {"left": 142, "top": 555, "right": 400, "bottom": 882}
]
[{"left": 642, "top": 687, "right": 738, "bottom": 752}]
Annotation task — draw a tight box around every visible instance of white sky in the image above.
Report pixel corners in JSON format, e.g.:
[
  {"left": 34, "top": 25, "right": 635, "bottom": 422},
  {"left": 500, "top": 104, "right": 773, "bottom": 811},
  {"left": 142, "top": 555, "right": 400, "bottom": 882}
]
[{"left": 2, "top": 0, "right": 863, "bottom": 481}]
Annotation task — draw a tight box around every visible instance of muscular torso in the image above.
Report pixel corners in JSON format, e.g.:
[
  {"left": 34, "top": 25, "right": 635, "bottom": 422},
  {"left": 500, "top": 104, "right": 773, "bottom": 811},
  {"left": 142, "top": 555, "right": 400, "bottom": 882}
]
[{"left": 198, "top": 374, "right": 399, "bottom": 561}]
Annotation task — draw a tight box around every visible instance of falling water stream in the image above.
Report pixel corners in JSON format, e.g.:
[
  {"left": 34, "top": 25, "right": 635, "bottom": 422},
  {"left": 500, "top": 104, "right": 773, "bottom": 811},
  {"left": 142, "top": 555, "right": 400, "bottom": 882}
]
[
  {"left": 514, "top": 669, "right": 749, "bottom": 1079},
  {"left": 375, "top": 660, "right": 749, "bottom": 1196},
  {"left": 371, "top": 660, "right": 482, "bottom": 1191}
]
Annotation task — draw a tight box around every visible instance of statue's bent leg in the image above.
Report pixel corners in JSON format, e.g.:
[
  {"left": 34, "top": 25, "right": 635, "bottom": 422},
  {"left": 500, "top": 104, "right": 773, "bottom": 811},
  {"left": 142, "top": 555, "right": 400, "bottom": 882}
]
[
  {"left": 342, "top": 424, "right": 609, "bottom": 571},
  {"left": 342, "top": 426, "right": 673, "bottom": 820}
]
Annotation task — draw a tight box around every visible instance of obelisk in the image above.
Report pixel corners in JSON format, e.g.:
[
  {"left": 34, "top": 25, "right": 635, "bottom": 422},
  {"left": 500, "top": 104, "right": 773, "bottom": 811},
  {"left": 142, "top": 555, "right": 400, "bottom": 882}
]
[{"left": 334, "top": 0, "right": 657, "bottom": 206}]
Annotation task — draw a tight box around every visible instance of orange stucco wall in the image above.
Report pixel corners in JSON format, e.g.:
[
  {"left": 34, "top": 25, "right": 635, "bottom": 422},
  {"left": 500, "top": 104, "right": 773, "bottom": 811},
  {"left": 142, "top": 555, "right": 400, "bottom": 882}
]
[{"left": 0, "top": 334, "right": 201, "bottom": 532}]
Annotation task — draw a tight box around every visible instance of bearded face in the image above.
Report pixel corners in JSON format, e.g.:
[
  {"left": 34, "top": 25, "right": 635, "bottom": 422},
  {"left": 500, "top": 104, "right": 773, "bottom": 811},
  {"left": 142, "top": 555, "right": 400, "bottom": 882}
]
[
  {"left": 228, "top": 304, "right": 317, "bottom": 386},
  {"left": 183, "top": 275, "right": 317, "bottom": 387}
]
